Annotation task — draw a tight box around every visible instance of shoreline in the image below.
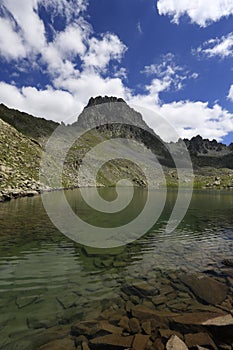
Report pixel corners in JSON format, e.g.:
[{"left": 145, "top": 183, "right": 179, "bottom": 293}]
[{"left": 1, "top": 183, "right": 233, "bottom": 203}]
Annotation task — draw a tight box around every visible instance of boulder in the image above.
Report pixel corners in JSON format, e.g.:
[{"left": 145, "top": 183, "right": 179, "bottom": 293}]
[
  {"left": 129, "top": 317, "right": 141, "bottom": 334},
  {"left": 166, "top": 335, "right": 188, "bottom": 350},
  {"left": 90, "top": 334, "right": 134, "bottom": 348},
  {"left": 184, "top": 333, "right": 217, "bottom": 350},
  {"left": 180, "top": 274, "right": 228, "bottom": 305},
  {"left": 132, "top": 334, "right": 150, "bottom": 350}
]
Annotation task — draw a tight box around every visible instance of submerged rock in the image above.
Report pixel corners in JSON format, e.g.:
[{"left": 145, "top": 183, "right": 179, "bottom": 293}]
[
  {"left": 179, "top": 273, "right": 228, "bottom": 305},
  {"left": 90, "top": 334, "right": 134, "bottom": 348}
]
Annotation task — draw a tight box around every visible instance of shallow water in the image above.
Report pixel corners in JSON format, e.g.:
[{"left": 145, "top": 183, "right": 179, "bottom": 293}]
[{"left": 0, "top": 188, "right": 232, "bottom": 349}]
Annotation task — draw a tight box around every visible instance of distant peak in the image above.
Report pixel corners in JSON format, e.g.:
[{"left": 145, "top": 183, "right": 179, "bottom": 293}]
[{"left": 85, "top": 96, "right": 126, "bottom": 108}]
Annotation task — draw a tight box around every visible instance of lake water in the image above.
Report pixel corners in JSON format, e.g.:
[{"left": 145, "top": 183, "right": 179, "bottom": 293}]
[{"left": 0, "top": 188, "right": 233, "bottom": 349}]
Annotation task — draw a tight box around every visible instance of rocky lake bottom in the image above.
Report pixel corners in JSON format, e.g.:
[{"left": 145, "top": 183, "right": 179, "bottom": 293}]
[{"left": 0, "top": 188, "right": 232, "bottom": 350}]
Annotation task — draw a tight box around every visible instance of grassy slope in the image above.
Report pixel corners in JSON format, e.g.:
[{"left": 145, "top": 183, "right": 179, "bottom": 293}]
[{"left": 0, "top": 103, "right": 58, "bottom": 145}]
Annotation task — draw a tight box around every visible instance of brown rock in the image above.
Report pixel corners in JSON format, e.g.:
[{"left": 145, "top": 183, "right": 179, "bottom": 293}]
[
  {"left": 90, "top": 334, "right": 133, "bottom": 348},
  {"left": 131, "top": 305, "right": 178, "bottom": 321},
  {"left": 132, "top": 334, "right": 150, "bottom": 350},
  {"left": 99, "top": 320, "right": 123, "bottom": 334},
  {"left": 184, "top": 332, "right": 217, "bottom": 350},
  {"left": 82, "top": 342, "right": 90, "bottom": 350},
  {"left": 71, "top": 321, "right": 100, "bottom": 336},
  {"left": 153, "top": 338, "right": 164, "bottom": 350},
  {"left": 118, "top": 316, "right": 130, "bottom": 331},
  {"left": 180, "top": 274, "right": 228, "bottom": 305},
  {"left": 166, "top": 335, "right": 188, "bottom": 350},
  {"left": 159, "top": 329, "right": 183, "bottom": 340},
  {"left": 129, "top": 317, "right": 141, "bottom": 334},
  {"left": 39, "top": 338, "right": 75, "bottom": 350},
  {"left": 172, "top": 311, "right": 230, "bottom": 325},
  {"left": 141, "top": 321, "right": 152, "bottom": 335},
  {"left": 202, "top": 313, "right": 233, "bottom": 326}
]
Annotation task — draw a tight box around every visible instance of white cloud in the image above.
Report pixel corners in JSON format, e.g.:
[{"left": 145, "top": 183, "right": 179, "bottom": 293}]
[
  {"left": 0, "top": 82, "right": 82, "bottom": 122},
  {"left": 137, "top": 21, "right": 142, "bottom": 35},
  {"left": 157, "top": 0, "right": 233, "bottom": 27},
  {"left": 228, "top": 85, "right": 233, "bottom": 101},
  {"left": 129, "top": 97, "right": 233, "bottom": 142},
  {"left": 0, "top": 17, "right": 26, "bottom": 60},
  {"left": 83, "top": 33, "right": 127, "bottom": 71},
  {"left": 2, "top": 0, "right": 46, "bottom": 52},
  {"left": 0, "top": 0, "right": 232, "bottom": 143},
  {"left": 141, "top": 53, "right": 198, "bottom": 94},
  {"left": 194, "top": 32, "right": 233, "bottom": 58}
]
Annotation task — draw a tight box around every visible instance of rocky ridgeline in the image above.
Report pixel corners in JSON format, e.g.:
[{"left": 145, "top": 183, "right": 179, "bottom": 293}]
[{"left": 1, "top": 97, "right": 233, "bottom": 201}]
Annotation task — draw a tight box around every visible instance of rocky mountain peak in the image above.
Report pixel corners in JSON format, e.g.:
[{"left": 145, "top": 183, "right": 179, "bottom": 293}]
[{"left": 85, "top": 96, "right": 126, "bottom": 109}]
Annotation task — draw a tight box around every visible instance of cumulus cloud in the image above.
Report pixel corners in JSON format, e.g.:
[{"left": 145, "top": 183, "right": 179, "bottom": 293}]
[
  {"left": 82, "top": 33, "right": 127, "bottom": 71},
  {"left": 141, "top": 53, "right": 198, "bottom": 94},
  {"left": 130, "top": 97, "right": 233, "bottom": 142},
  {"left": 0, "top": 17, "right": 26, "bottom": 60},
  {"left": 157, "top": 0, "right": 233, "bottom": 27},
  {"left": 2, "top": 0, "right": 46, "bottom": 52},
  {"left": 194, "top": 32, "right": 233, "bottom": 58},
  {"left": 0, "top": 0, "right": 232, "bottom": 143},
  {"left": 0, "top": 82, "right": 82, "bottom": 122}
]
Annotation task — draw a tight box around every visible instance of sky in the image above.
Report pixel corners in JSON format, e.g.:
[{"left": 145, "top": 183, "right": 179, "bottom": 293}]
[{"left": 0, "top": 0, "right": 233, "bottom": 144}]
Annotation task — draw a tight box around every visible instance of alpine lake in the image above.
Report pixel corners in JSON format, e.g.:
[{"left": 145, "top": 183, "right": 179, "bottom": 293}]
[{"left": 0, "top": 188, "right": 233, "bottom": 350}]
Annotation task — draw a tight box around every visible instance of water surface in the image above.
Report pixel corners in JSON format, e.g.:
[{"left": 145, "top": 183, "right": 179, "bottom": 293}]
[{"left": 0, "top": 188, "right": 232, "bottom": 349}]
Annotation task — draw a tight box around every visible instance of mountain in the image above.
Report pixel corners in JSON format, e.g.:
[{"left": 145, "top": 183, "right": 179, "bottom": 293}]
[
  {"left": 0, "top": 97, "right": 233, "bottom": 201},
  {"left": 0, "top": 103, "right": 59, "bottom": 146}
]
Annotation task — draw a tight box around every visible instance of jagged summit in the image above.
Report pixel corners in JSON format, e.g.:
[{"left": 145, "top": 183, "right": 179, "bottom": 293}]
[{"left": 84, "top": 96, "right": 126, "bottom": 109}]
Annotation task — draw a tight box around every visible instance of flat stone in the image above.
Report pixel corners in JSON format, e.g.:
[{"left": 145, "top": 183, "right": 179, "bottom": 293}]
[
  {"left": 129, "top": 317, "right": 141, "bottom": 334},
  {"left": 16, "top": 295, "right": 38, "bottom": 308},
  {"left": 131, "top": 305, "right": 178, "bottom": 321},
  {"left": 184, "top": 333, "right": 217, "bottom": 350},
  {"left": 172, "top": 312, "right": 228, "bottom": 325},
  {"left": 202, "top": 314, "right": 233, "bottom": 326},
  {"left": 56, "top": 293, "right": 79, "bottom": 309},
  {"left": 166, "top": 335, "right": 188, "bottom": 350},
  {"left": 90, "top": 334, "right": 134, "bottom": 348},
  {"left": 71, "top": 320, "right": 100, "bottom": 336},
  {"left": 39, "top": 337, "right": 76, "bottom": 350},
  {"left": 99, "top": 320, "right": 123, "bottom": 334},
  {"left": 132, "top": 334, "right": 150, "bottom": 350},
  {"left": 180, "top": 274, "right": 228, "bottom": 305}
]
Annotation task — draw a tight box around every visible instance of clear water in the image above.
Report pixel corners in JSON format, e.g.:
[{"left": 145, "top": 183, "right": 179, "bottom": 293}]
[{"left": 0, "top": 189, "right": 232, "bottom": 349}]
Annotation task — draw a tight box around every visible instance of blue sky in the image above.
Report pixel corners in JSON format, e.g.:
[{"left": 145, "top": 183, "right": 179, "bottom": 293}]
[{"left": 0, "top": 0, "right": 233, "bottom": 143}]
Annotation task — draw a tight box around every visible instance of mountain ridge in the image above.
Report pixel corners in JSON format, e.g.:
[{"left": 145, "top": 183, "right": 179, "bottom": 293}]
[{"left": 0, "top": 97, "right": 233, "bottom": 201}]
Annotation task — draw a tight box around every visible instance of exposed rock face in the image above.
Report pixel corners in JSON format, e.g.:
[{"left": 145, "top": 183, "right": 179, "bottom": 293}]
[
  {"left": 85, "top": 95, "right": 126, "bottom": 108},
  {"left": 183, "top": 135, "right": 233, "bottom": 168}
]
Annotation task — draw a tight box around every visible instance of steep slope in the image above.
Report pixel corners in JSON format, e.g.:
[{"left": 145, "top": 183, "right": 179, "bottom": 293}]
[
  {"left": 0, "top": 119, "right": 42, "bottom": 200},
  {"left": 0, "top": 103, "right": 59, "bottom": 145}
]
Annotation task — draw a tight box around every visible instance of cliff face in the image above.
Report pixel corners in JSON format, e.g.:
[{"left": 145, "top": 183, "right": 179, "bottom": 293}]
[{"left": 182, "top": 135, "right": 233, "bottom": 169}]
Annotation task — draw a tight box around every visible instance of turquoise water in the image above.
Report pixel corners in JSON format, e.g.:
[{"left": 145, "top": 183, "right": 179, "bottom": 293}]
[{"left": 0, "top": 189, "right": 232, "bottom": 349}]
